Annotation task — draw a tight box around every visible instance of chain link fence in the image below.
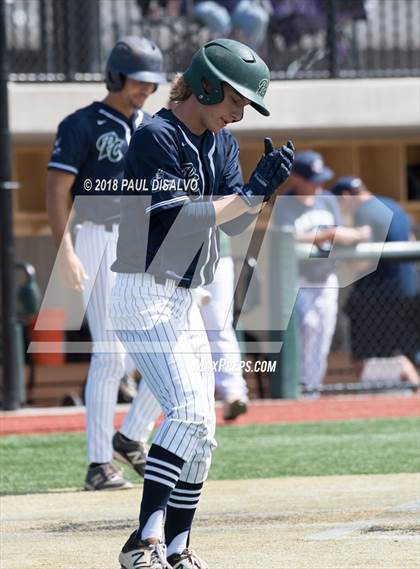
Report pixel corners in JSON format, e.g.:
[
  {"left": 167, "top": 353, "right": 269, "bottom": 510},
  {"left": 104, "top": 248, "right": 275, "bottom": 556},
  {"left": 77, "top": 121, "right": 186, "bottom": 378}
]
[
  {"left": 296, "top": 241, "right": 420, "bottom": 395},
  {"left": 4, "top": 0, "right": 420, "bottom": 82}
]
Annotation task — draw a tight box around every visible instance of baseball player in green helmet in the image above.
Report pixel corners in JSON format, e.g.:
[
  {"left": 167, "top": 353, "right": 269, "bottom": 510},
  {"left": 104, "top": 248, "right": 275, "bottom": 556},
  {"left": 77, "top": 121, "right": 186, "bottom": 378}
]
[{"left": 111, "top": 38, "right": 294, "bottom": 569}]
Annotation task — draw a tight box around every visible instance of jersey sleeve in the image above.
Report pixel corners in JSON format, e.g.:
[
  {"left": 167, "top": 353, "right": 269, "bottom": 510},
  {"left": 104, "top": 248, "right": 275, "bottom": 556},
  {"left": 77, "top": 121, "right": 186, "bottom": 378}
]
[
  {"left": 126, "top": 125, "right": 190, "bottom": 214},
  {"left": 48, "top": 115, "right": 89, "bottom": 176},
  {"left": 125, "top": 125, "right": 215, "bottom": 235}
]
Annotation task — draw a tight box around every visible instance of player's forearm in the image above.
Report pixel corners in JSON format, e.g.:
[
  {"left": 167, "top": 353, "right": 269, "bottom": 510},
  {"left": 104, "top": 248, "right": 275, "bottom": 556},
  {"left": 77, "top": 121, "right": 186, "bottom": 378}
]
[
  {"left": 46, "top": 189, "right": 74, "bottom": 252},
  {"left": 295, "top": 230, "right": 331, "bottom": 244},
  {"left": 295, "top": 226, "right": 369, "bottom": 247},
  {"left": 45, "top": 171, "right": 77, "bottom": 252},
  {"left": 333, "top": 227, "right": 368, "bottom": 246},
  {"left": 213, "top": 194, "right": 261, "bottom": 225},
  {"left": 158, "top": 195, "right": 260, "bottom": 237}
]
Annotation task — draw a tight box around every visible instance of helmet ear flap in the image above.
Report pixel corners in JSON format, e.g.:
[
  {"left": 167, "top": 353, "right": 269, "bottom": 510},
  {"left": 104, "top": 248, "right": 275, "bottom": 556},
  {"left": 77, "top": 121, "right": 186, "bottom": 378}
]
[
  {"left": 105, "top": 69, "right": 126, "bottom": 92},
  {"left": 202, "top": 77, "right": 212, "bottom": 95},
  {"left": 118, "top": 73, "right": 126, "bottom": 90},
  {"left": 195, "top": 75, "right": 224, "bottom": 104}
]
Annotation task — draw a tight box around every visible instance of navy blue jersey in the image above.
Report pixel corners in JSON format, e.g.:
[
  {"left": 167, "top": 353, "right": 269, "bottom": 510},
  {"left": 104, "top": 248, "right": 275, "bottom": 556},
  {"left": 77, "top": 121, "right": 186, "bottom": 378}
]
[
  {"left": 354, "top": 196, "right": 417, "bottom": 297},
  {"left": 112, "top": 108, "right": 256, "bottom": 287},
  {"left": 273, "top": 189, "right": 342, "bottom": 283},
  {"left": 48, "top": 101, "right": 146, "bottom": 224}
]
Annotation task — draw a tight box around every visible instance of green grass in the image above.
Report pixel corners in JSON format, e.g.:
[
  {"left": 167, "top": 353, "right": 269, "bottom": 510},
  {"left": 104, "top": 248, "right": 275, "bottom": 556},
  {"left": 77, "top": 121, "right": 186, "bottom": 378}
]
[{"left": 1, "top": 417, "right": 419, "bottom": 495}]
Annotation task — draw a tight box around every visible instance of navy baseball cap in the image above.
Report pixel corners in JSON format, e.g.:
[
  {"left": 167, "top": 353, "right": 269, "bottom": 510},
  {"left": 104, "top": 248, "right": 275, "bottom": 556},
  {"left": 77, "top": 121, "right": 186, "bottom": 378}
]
[
  {"left": 330, "top": 176, "right": 363, "bottom": 195},
  {"left": 293, "top": 151, "right": 334, "bottom": 183}
]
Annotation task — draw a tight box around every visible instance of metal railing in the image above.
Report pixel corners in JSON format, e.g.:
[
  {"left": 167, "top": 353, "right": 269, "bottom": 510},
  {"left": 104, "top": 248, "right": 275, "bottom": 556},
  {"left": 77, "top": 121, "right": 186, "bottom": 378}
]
[
  {"left": 4, "top": 0, "right": 420, "bottom": 82},
  {"left": 295, "top": 240, "right": 420, "bottom": 262}
]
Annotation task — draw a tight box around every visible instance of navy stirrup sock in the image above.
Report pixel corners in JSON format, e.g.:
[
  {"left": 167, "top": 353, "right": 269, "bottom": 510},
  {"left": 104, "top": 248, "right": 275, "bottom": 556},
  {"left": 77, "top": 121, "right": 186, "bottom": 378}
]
[
  {"left": 165, "top": 479, "right": 203, "bottom": 556},
  {"left": 137, "top": 444, "right": 185, "bottom": 541}
]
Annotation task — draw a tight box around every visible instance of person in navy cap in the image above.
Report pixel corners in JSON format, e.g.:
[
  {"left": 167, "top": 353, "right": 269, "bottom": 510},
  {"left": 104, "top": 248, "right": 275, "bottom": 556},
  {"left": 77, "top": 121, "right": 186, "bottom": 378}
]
[
  {"left": 273, "top": 152, "right": 370, "bottom": 395},
  {"left": 331, "top": 176, "right": 419, "bottom": 384}
]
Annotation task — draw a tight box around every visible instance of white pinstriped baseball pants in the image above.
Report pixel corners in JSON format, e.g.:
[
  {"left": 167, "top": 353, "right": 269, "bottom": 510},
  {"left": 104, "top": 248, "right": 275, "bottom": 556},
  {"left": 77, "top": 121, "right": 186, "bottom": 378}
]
[
  {"left": 75, "top": 223, "right": 161, "bottom": 463},
  {"left": 201, "top": 256, "right": 248, "bottom": 400},
  {"left": 295, "top": 274, "right": 339, "bottom": 389},
  {"left": 109, "top": 272, "right": 217, "bottom": 484}
]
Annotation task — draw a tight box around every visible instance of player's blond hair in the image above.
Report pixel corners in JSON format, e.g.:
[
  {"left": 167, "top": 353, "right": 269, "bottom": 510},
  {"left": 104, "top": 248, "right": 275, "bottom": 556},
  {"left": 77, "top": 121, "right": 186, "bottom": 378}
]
[{"left": 168, "top": 73, "right": 193, "bottom": 105}]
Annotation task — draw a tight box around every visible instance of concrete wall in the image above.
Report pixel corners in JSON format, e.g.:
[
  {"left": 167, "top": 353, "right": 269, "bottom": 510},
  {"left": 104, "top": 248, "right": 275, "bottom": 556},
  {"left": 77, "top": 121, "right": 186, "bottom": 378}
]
[{"left": 9, "top": 77, "right": 420, "bottom": 141}]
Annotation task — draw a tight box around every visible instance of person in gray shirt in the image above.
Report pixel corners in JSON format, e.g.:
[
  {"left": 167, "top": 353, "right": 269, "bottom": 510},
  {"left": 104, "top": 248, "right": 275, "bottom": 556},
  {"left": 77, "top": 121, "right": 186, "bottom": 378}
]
[{"left": 273, "top": 151, "right": 370, "bottom": 394}]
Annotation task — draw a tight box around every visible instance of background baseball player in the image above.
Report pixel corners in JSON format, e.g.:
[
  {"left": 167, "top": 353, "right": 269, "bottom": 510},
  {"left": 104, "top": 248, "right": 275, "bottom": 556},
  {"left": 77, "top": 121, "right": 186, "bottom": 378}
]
[
  {"left": 273, "top": 152, "right": 370, "bottom": 394},
  {"left": 200, "top": 231, "right": 249, "bottom": 420},
  {"left": 109, "top": 39, "right": 294, "bottom": 569},
  {"left": 46, "top": 36, "right": 164, "bottom": 491}
]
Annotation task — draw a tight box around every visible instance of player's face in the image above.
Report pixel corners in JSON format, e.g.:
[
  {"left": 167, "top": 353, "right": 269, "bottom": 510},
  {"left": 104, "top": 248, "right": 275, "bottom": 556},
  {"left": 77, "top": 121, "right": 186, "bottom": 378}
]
[
  {"left": 122, "top": 78, "right": 156, "bottom": 110},
  {"left": 202, "top": 84, "right": 250, "bottom": 133},
  {"left": 290, "top": 174, "right": 320, "bottom": 195}
]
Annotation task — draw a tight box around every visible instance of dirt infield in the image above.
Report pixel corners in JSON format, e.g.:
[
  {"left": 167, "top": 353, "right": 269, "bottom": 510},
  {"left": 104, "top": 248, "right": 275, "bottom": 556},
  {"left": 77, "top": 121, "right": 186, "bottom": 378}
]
[
  {"left": 1, "top": 473, "right": 419, "bottom": 569},
  {"left": 1, "top": 395, "right": 419, "bottom": 436}
]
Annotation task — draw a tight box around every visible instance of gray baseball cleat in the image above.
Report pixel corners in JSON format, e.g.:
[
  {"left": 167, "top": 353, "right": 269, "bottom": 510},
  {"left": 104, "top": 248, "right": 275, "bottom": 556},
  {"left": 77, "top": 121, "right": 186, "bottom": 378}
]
[
  {"left": 167, "top": 548, "right": 209, "bottom": 569},
  {"left": 113, "top": 431, "right": 149, "bottom": 478},
  {"left": 222, "top": 396, "right": 248, "bottom": 421},
  {"left": 119, "top": 532, "right": 171, "bottom": 569},
  {"left": 84, "top": 462, "right": 133, "bottom": 491}
]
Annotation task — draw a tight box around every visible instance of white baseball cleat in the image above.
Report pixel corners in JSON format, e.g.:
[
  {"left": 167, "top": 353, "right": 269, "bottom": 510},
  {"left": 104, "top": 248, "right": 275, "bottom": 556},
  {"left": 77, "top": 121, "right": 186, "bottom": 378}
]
[
  {"left": 84, "top": 462, "right": 133, "bottom": 491},
  {"left": 119, "top": 532, "right": 171, "bottom": 569},
  {"left": 167, "top": 548, "right": 209, "bottom": 569}
]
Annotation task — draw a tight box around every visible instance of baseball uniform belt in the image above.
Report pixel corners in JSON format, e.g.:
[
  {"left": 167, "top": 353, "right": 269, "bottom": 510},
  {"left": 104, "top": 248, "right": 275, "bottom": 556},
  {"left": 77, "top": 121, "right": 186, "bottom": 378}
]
[
  {"left": 104, "top": 222, "right": 115, "bottom": 232},
  {"left": 84, "top": 221, "right": 116, "bottom": 232},
  {"left": 154, "top": 275, "right": 190, "bottom": 289}
]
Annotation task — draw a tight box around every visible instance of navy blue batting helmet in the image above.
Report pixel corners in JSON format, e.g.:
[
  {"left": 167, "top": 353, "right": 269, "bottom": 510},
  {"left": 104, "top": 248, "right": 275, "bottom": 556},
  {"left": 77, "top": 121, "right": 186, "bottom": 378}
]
[{"left": 105, "top": 36, "right": 166, "bottom": 92}]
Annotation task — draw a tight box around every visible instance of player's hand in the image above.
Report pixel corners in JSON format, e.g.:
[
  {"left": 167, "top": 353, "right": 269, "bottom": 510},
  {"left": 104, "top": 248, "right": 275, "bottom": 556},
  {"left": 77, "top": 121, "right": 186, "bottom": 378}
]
[
  {"left": 60, "top": 251, "right": 89, "bottom": 292},
  {"left": 238, "top": 138, "right": 295, "bottom": 207}
]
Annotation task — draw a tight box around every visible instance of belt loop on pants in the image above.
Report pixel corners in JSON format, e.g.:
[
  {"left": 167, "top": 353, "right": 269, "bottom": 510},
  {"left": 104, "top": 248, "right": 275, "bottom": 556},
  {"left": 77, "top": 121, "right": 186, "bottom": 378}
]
[{"left": 154, "top": 275, "right": 190, "bottom": 289}]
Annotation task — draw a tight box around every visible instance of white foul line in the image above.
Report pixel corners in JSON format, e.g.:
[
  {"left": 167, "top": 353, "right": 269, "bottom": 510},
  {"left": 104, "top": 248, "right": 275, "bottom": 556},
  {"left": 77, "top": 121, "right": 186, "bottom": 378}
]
[
  {"left": 305, "top": 521, "right": 373, "bottom": 541},
  {"left": 305, "top": 500, "right": 420, "bottom": 542},
  {"left": 390, "top": 500, "right": 420, "bottom": 512}
]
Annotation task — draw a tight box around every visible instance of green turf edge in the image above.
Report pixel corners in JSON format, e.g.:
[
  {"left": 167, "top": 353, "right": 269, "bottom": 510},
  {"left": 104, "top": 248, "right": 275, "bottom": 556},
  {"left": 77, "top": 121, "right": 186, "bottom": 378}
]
[{"left": 1, "top": 417, "right": 419, "bottom": 495}]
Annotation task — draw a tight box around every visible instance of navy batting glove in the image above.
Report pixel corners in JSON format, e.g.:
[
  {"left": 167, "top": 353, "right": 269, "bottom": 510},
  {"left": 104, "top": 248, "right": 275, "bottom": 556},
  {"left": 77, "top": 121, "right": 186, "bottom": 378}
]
[
  {"left": 264, "top": 137, "right": 275, "bottom": 154},
  {"left": 262, "top": 139, "right": 294, "bottom": 201},
  {"left": 237, "top": 139, "right": 295, "bottom": 207}
]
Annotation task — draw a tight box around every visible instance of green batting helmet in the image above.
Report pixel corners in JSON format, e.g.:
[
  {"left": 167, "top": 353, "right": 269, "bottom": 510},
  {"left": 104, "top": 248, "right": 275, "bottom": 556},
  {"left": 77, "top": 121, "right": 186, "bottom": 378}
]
[{"left": 183, "top": 39, "right": 270, "bottom": 116}]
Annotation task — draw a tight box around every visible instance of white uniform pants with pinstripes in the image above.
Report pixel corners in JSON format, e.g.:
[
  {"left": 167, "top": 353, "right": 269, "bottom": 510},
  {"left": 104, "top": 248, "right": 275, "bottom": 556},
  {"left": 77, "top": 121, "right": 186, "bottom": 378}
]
[
  {"left": 295, "top": 273, "right": 339, "bottom": 389},
  {"left": 75, "top": 223, "right": 161, "bottom": 463},
  {"left": 201, "top": 256, "right": 248, "bottom": 400},
  {"left": 110, "top": 272, "right": 217, "bottom": 484}
]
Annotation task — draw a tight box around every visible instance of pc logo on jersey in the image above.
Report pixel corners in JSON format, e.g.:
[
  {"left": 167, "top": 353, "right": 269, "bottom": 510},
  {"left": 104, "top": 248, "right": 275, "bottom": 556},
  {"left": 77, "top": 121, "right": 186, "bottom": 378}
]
[
  {"left": 96, "top": 131, "right": 126, "bottom": 163},
  {"left": 182, "top": 162, "right": 201, "bottom": 199}
]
